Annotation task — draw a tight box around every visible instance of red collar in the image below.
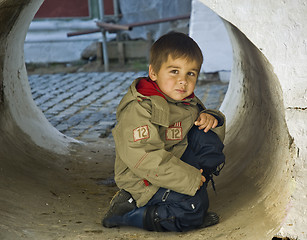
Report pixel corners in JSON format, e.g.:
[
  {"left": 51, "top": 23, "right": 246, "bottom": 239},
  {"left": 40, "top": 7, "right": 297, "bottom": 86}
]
[
  {"left": 136, "top": 78, "right": 195, "bottom": 100},
  {"left": 136, "top": 78, "right": 166, "bottom": 99}
]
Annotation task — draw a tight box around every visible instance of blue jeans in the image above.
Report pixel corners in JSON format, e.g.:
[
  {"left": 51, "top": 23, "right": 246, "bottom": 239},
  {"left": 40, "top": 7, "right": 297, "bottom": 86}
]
[{"left": 145, "top": 126, "right": 225, "bottom": 232}]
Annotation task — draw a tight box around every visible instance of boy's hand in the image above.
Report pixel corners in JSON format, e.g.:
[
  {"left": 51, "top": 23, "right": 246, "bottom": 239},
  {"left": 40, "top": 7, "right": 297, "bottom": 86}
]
[
  {"left": 194, "top": 113, "right": 218, "bottom": 133},
  {"left": 198, "top": 169, "right": 206, "bottom": 190}
]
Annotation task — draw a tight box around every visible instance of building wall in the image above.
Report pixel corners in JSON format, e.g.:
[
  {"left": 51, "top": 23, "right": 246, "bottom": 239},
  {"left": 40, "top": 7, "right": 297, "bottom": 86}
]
[
  {"left": 190, "top": 0, "right": 232, "bottom": 75},
  {"left": 35, "top": 0, "right": 90, "bottom": 18},
  {"left": 24, "top": 0, "right": 192, "bottom": 63},
  {"left": 34, "top": 0, "right": 114, "bottom": 19}
]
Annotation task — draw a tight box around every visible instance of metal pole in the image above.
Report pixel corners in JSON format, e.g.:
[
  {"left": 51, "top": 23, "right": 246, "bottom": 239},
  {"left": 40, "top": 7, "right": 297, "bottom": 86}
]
[
  {"left": 96, "top": 21, "right": 131, "bottom": 31},
  {"left": 113, "top": 0, "right": 119, "bottom": 21},
  {"left": 98, "top": 0, "right": 104, "bottom": 20},
  {"left": 101, "top": 30, "right": 109, "bottom": 72},
  {"left": 98, "top": 0, "right": 109, "bottom": 71}
]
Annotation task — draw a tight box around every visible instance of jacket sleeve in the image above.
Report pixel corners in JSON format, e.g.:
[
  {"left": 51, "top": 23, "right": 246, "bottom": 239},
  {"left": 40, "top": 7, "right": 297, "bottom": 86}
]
[
  {"left": 113, "top": 100, "right": 201, "bottom": 197},
  {"left": 201, "top": 109, "right": 226, "bottom": 142},
  {"left": 194, "top": 96, "right": 226, "bottom": 142}
]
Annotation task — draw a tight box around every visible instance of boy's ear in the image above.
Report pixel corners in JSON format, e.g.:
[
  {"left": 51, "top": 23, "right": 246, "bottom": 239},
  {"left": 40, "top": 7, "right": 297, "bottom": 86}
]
[{"left": 148, "top": 64, "right": 157, "bottom": 81}]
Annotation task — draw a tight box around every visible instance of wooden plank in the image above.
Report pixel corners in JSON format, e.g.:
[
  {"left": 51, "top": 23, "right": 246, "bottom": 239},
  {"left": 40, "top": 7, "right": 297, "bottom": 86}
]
[
  {"left": 117, "top": 42, "right": 125, "bottom": 65},
  {"left": 106, "top": 40, "right": 149, "bottom": 60},
  {"left": 96, "top": 42, "right": 103, "bottom": 65}
]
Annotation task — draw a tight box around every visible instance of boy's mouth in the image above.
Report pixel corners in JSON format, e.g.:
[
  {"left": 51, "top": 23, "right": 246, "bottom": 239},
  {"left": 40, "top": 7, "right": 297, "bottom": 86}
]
[{"left": 175, "top": 89, "right": 187, "bottom": 94}]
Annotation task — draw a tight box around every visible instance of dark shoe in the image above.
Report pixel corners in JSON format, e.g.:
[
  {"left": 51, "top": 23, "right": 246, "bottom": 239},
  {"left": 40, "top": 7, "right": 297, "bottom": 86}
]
[
  {"left": 201, "top": 212, "right": 219, "bottom": 228},
  {"left": 102, "top": 189, "right": 136, "bottom": 228}
]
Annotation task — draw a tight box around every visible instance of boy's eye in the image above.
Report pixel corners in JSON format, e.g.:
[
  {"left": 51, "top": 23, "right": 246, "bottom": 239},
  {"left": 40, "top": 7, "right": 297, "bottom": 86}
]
[
  {"left": 188, "top": 72, "right": 196, "bottom": 77},
  {"left": 170, "top": 69, "right": 179, "bottom": 74}
]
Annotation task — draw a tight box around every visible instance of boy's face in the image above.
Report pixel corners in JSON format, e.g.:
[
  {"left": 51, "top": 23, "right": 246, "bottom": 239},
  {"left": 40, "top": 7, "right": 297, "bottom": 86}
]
[{"left": 149, "top": 56, "right": 199, "bottom": 101}]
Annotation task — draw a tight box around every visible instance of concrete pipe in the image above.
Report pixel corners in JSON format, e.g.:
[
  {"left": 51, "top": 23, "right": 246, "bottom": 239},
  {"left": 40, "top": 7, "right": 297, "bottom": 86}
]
[{"left": 0, "top": 0, "right": 306, "bottom": 239}]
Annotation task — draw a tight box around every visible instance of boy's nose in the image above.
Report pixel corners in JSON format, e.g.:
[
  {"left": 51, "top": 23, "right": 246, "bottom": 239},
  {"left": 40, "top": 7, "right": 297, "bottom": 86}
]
[{"left": 178, "top": 76, "right": 188, "bottom": 85}]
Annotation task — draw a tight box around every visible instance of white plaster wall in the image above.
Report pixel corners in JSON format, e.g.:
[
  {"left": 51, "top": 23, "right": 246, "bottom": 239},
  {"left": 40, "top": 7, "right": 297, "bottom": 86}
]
[
  {"left": 189, "top": 0, "right": 233, "bottom": 73},
  {"left": 24, "top": 20, "right": 109, "bottom": 63},
  {"left": 202, "top": 0, "right": 307, "bottom": 239},
  {"left": 25, "top": 40, "right": 97, "bottom": 63},
  {"left": 118, "top": 0, "right": 191, "bottom": 41}
]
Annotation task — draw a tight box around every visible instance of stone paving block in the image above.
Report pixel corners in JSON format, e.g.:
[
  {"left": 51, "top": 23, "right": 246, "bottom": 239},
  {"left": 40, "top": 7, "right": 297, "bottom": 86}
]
[
  {"left": 84, "top": 112, "right": 105, "bottom": 123},
  {"left": 57, "top": 97, "right": 78, "bottom": 107},
  {"left": 82, "top": 121, "right": 115, "bottom": 139},
  {"left": 57, "top": 106, "right": 80, "bottom": 117},
  {"left": 58, "top": 91, "right": 75, "bottom": 101},
  {"left": 81, "top": 92, "right": 103, "bottom": 103},
  {"left": 46, "top": 104, "right": 67, "bottom": 114},
  {"left": 34, "top": 93, "right": 55, "bottom": 104},
  {"left": 55, "top": 123, "right": 71, "bottom": 132},
  {"left": 66, "top": 112, "right": 90, "bottom": 126},
  {"left": 63, "top": 130, "right": 83, "bottom": 139},
  {"left": 72, "top": 90, "right": 92, "bottom": 101}
]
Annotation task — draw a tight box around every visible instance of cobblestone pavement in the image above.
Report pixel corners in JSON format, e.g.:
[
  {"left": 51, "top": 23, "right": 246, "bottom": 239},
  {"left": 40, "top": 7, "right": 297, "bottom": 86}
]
[{"left": 28, "top": 72, "right": 228, "bottom": 141}]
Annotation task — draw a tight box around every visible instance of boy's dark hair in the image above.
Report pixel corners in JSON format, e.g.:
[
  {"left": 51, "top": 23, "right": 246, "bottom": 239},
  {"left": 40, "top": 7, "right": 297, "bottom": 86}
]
[{"left": 149, "top": 32, "right": 203, "bottom": 73}]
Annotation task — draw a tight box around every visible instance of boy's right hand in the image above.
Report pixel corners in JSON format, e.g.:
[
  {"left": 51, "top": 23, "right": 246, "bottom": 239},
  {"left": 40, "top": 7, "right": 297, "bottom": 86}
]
[{"left": 198, "top": 169, "right": 206, "bottom": 189}]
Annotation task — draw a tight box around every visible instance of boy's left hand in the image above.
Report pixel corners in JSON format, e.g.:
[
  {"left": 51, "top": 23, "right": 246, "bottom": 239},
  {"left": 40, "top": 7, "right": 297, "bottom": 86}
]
[{"left": 194, "top": 113, "right": 218, "bottom": 133}]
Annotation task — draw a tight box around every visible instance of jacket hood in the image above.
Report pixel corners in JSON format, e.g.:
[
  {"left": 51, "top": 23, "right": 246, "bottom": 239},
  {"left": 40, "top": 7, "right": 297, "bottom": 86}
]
[
  {"left": 115, "top": 77, "right": 145, "bottom": 119},
  {"left": 136, "top": 77, "right": 166, "bottom": 99}
]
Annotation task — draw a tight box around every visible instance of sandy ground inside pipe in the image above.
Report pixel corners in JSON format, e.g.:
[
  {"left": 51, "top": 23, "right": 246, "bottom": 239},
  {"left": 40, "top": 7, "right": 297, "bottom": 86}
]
[{"left": 1, "top": 134, "right": 280, "bottom": 240}]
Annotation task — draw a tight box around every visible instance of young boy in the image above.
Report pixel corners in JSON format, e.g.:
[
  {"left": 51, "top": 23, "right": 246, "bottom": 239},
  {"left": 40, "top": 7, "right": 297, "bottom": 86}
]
[{"left": 102, "top": 32, "right": 225, "bottom": 232}]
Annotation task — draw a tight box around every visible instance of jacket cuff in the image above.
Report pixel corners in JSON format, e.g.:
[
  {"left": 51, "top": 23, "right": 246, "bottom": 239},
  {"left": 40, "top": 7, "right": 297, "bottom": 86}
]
[{"left": 188, "top": 172, "right": 202, "bottom": 196}]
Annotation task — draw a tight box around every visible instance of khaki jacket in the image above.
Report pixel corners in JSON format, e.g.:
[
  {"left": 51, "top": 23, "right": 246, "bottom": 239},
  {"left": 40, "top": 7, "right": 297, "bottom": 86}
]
[{"left": 112, "top": 78, "right": 225, "bottom": 207}]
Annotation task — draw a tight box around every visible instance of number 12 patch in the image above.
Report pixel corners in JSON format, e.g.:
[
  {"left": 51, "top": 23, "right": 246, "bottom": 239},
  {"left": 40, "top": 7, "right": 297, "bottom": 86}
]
[
  {"left": 165, "top": 127, "right": 183, "bottom": 141},
  {"left": 133, "top": 125, "right": 150, "bottom": 142}
]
